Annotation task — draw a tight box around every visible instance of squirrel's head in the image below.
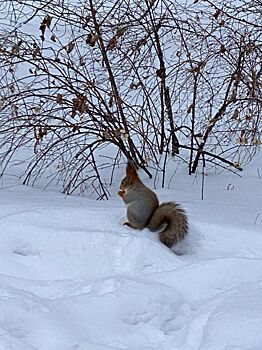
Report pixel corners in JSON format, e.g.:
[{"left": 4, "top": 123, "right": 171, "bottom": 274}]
[{"left": 120, "top": 160, "right": 139, "bottom": 190}]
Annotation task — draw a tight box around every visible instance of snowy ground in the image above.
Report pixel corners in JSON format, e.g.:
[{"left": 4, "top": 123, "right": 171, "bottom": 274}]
[{"left": 0, "top": 153, "right": 262, "bottom": 350}]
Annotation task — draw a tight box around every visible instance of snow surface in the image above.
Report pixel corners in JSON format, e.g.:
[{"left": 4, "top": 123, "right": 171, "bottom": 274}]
[{"left": 0, "top": 153, "right": 262, "bottom": 350}]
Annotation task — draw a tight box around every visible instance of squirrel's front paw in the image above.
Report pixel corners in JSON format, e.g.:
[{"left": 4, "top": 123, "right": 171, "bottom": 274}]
[{"left": 118, "top": 190, "right": 125, "bottom": 197}]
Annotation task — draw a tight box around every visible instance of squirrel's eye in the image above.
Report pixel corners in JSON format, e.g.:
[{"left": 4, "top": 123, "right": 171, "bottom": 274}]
[{"left": 122, "top": 178, "right": 128, "bottom": 186}]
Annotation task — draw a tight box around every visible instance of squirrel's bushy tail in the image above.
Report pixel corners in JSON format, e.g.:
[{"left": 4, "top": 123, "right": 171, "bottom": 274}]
[{"left": 147, "top": 202, "right": 188, "bottom": 248}]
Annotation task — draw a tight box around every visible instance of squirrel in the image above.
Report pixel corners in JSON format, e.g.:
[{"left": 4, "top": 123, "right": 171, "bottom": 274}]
[{"left": 118, "top": 161, "right": 188, "bottom": 248}]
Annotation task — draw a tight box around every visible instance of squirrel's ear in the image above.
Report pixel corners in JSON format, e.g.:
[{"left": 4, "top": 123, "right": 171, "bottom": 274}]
[{"left": 126, "top": 160, "right": 138, "bottom": 176}]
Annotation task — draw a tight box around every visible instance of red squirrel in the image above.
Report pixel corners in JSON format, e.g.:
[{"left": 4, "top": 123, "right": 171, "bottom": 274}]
[{"left": 118, "top": 161, "right": 188, "bottom": 248}]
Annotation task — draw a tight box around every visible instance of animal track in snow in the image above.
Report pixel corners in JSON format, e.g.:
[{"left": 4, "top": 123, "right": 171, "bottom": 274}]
[{"left": 12, "top": 242, "right": 40, "bottom": 257}]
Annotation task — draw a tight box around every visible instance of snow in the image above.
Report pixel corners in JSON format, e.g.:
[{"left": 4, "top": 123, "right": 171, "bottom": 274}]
[{"left": 0, "top": 153, "right": 262, "bottom": 350}]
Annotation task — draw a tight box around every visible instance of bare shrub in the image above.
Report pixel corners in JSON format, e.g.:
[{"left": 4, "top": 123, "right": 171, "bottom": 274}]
[{"left": 0, "top": 0, "right": 261, "bottom": 197}]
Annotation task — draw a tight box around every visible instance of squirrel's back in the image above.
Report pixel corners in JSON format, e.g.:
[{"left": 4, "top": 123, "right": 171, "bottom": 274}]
[{"left": 147, "top": 202, "right": 188, "bottom": 248}]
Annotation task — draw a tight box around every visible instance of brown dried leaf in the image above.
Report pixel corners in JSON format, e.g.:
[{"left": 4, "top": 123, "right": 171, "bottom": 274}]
[
  {"left": 50, "top": 34, "right": 57, "bottom": 42},
  {"left": 220, "top": 44, "right": 227, "bottom": 54},
  {"left": 45, "top": 15, "right": 52, "bottom": 29},
  {"left": 107, "top": 36, "right": 117, "bottom": 50},
  {"left": 188, "top": 66, "right": 200, "bottom": 73},
  {"left": 187, "top": 104, "right": 193, "bottom": 114},
  {"left": 56, "top": 94, "right": 63, "bottom": 105},
  {"left": 213, "top": 9, "right": 221, "bottom": 20},
  {"left": 72, "top": 95, "right": 88, "bottom": 115},
  {"left": 129, "top": 81, "right": 142, "bottom": 89},
  {"left": 32, "top": 45, "right": 41, "bottom": 58},
  {"left": 245, "top": 114, "right": 253, "bottom": 121},
  {"left": 253, "top": 139, "right": 262, "bottom": 146},
  {"left": 72, "top": 124, "right": 80, "bottom": 133},
  {"left": 39, "top": 23, "right": 46, "bottom": 37},
  {"left": 232, "top": 109, "right": 240, "bottom": 120},
  {"left": 86, "top": 34, "right": 99, "bottom": 47},
  {"left": 103, "top": 130, "right": 111, "bottom": 140},
  {"left": 108, "top": 96, "right": 113, "bottom": 108},
  {"left": 116, "top": 27, "right": 126, "bottom": 37},
  {"left": 9, "top": 84, "right": 15, "bottom": 93},
  {"left": 66, "top": 41, "right": 75, "bottom": 54},
  {"left": 39, "top": 15, "right": 52, "bottom": 41},
  {"left": 79, "top": 57, "right": 86, "bottom": 66},
  {"left": 11, "top": 44, "right": 20, "bottom": 55},
  {"left": 238, "top": 136, "right": 248, "bottom": 144}
]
